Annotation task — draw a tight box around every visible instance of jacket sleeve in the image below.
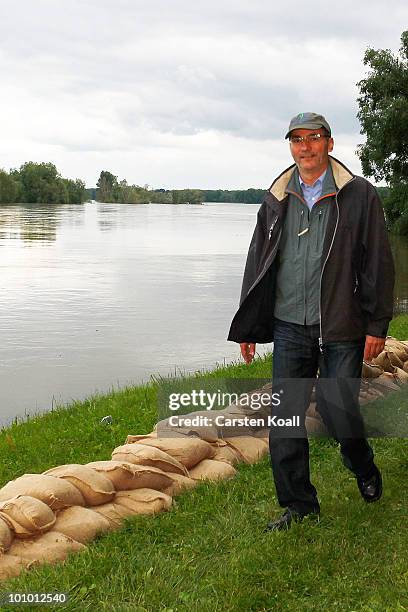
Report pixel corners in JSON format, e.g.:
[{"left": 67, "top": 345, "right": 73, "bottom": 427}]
[
  {"left": 359, "top": 184, "right": 395, "bottom": 338},
  {"left": 239, "top": 202, "right": 268, "bottom": 305}
]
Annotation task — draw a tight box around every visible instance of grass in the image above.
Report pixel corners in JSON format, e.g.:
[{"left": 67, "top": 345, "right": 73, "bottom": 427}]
[{"left": 0, "top": 318, "right": 407, "bottom": 611}]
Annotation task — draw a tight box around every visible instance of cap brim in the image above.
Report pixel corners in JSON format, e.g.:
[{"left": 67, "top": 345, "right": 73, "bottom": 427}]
[{"left": 285, "top": 122, "right": 331, "bottom": 139}]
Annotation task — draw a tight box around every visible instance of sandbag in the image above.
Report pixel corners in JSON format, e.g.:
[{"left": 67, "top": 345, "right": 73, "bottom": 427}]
[
  {"left": 188, "top": 459, "right": 237, "bottom": 482},
  {"left": 44, "top": 465, "right": 115, "bottom": 506},
  {"left": 214, "top": 406, "right": 267, "bottom": 436},
  {"left": 0, "top": 516, "right": 14, "bottom": 553},
  {"left": 9, "top": 531, "right": 86, "bottom": 564},
  {"left": 86, "top": 461, "right": 173, "bottom": 492},
  {"left": 388, "top": 347, "right": 408, "bottom": 363},
  {"left": 163, "top": 473, "right": 197, "bottom": 496},
  {"left": 371, "top": 373, "right": 401, "bottom": 392},
  {"left": 54, "top": 506, "right": 111, "bottom": 543},
  {"left": 156, "top": 411, "right": 220, "bottom": 443},
  {"left": 223, "top": 436, "right": 268, "bottom": 464},
  {"left": 133, "top": 438, "right": 215, "bottom": 469},
  {"left": 111, "top": 444, "right": 188, "bottom": 476},
  {"left": 305, "top": 416, "right": 328, "bottom": 435},
  {"left": 0, "top": 554, "right": 28, "bottom": 581},
  {"left": 219, "top": 383, "right": 272, "bottom": 419},
  {"left": 359, "top": 384, "right": 385, "bottom": 405},
  {"left": 395, "top": 367, "right": 408, "bottom": 384},
  {"left": 387, "top": 351, "right": 404, "bottom": 369},
  {"left": 0, "top": 496, "right": 56, "bottom": 538},
  {"left": 253, "top": 429, "right": 270, "bottom": 441},
  {"left": 385, "top": 339, "right": 408, "bottom": 361},
  {"left": 372, "top": 352, "right": 397, "bottom": 373},
  {"left": 362, "top": 362, "right": 383, "bottom": 379},
  {"left": 114, "top": 489, "right": 172, "bottom": 515},
  {"left": 211, "top": 443, "right": 242, "bottom": 465},
  {"left": 93, "top": 502, "right": 130, "bottom": 529},
  {"left": 0, "top": 474, "right": 85, "bottom": 510},
  {"left": 126, "top": 432, "right": 157, "bottom": 443}
]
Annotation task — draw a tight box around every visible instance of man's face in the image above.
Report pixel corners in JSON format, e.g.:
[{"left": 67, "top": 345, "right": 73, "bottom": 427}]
[{"left": 289, "top": 128, "right": 334, "bottom": 177}]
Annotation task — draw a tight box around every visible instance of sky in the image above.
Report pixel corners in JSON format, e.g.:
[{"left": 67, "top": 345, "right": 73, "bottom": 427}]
[{"left": 0, "top": 1, "right": 406, "bottom": 189}]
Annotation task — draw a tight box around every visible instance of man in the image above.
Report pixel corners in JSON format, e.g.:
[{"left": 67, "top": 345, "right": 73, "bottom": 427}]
[{"left": 228, "top": 112, "right": 395, "bottom": 531}]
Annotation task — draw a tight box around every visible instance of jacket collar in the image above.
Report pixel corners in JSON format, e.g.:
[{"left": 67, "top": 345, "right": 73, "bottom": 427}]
[{"left": 268, "top": 155, "right": 355, "bottom": 202}]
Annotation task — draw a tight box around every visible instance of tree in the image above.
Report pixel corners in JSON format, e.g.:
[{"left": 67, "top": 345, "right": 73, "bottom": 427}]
[
  {"left": 116, "top": 180, "right": 151, "bottom": 204},
  {"left": 0, "top": 169, "right": 18, "bottom": 203},
  {"left": 172, "top": 189, "right": 202, "bottom": 204},
  {"left": 62, "top": 178, "right": 87, "bottom": 204},
  {"left": 151, "top": 190, "right": 172, "bottom": 204},
  {"left": 96, "top": 170, "right": 119, "bottom": 202},
  {"left": 16, "top": 162, "right": 68, "bottom": 203},
  {"left": 357, "top": 31, "right": 408, "bottom": 233}
]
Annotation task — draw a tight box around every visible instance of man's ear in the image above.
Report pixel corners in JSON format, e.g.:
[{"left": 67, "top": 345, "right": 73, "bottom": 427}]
[{"left": 328, "top": 138, "right": 334, "bottom": 153}]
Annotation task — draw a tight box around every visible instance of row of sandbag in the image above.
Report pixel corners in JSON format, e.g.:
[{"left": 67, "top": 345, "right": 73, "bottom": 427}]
[
  {"left": 153, "top": 337, "right": 408, "bottom": 440},
  {"left": 0, "top": 434, "right": 269, "bottom": 581}
]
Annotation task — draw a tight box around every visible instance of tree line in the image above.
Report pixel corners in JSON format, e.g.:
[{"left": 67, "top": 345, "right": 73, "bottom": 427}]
[
  {"left": 0, "top": 162, "right": 86, "bottom": 204},
  {"left": 0, "top": 164, "right": 265, "bottom": 206},
  {"left": 94, "top": 171, "right": 199, "bottom": 204},
  {"left": 93, "top": 170, "right": 265, "bottom": 204}
]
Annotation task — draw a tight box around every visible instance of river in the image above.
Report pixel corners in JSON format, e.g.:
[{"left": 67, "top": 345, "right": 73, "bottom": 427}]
[{"left": 0, "top": 201, "right": 407, "bottom": 426}]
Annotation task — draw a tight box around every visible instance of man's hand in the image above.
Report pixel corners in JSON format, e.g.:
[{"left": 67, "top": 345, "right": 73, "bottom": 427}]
[
  {"left": 240, "top": 342, "right": 256, "bottom": 364},
  {"left": 364, "top": 335, "right": 386, "bottom": 361}
]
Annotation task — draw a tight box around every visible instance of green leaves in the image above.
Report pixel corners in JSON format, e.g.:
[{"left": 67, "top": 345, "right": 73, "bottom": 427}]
[
  {"left": 0, "top": 169, "right": 19, "bottom": 203},
  {"left": 0, "top": 162, "right": 86, "bottom": 205},
  {"left": 357, "top": 31, "right": 408, "bottom": 235}
]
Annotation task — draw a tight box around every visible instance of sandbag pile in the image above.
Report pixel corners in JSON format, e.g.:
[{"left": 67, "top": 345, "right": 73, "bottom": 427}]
[
  {"left": 0, "top": 459, "right": 175, "bottom": 581},
  {"left": 0, "top": 336, "right": 406, "bottom": 582},
  {"left": 0, "top": 433, "right": 263, "bottom": 581}
]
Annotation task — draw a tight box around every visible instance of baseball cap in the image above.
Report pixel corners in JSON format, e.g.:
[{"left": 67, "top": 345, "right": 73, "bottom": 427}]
[{"left": 285, "top": 112, "right": 331, "bottom": 139}]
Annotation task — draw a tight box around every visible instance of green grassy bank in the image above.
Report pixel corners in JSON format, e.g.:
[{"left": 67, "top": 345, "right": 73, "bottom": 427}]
[{"left": 0, "top": 315, "right": 407, "bottom": 611}]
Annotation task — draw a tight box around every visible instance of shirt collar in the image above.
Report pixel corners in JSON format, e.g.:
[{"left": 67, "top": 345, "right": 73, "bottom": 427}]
[{"left": 298, "top": 168, "right": 327, "bottom": 190}]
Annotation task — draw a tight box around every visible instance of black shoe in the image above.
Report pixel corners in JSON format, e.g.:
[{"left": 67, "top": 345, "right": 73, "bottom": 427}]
[
  {"left": 357, "top": 465, "right": 382, "bottom": 503},
  {"left": 264, "top": 508, "right": 319, "bottom": 532}
]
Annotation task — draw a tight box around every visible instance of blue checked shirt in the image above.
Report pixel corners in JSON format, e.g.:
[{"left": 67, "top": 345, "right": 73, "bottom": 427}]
[{"left": 299, "top": 169, "right": 327, "bottom": 211}]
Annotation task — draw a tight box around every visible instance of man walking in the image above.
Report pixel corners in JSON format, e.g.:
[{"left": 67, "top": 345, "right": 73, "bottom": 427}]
[{"left": 228, "top": 112, "right": 395, "bottom": 530}]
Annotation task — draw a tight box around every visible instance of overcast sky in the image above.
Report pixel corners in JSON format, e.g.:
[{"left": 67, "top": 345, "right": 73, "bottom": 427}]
[{"left": 1, "top": 1, "right": 406, "bottom": 189}]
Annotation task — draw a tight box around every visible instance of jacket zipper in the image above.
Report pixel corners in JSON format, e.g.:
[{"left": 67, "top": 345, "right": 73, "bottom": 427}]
[
  {"left": 318, "top": 177, "right": 356, "bottom": 353},
  {"left": 354, "top": 271, "right": 359, "bottom": 294},
  {"left": 317, "top": 209, "right": 322, "bottom": 251},
  {"left": 268, "top": 216, "right": 278, "bottom": 239}
]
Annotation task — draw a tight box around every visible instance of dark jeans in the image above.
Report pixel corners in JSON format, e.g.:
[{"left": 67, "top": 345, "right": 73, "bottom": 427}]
[{"left": 269, "top": 318, "right": 375, "bottom": 515}]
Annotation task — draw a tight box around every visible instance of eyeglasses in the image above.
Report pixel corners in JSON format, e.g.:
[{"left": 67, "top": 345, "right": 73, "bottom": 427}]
[{"left": 289, "top": 133, "right": 329, "bottom": 145}]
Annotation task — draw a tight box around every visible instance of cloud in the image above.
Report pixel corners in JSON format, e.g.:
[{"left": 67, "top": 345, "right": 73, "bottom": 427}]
[{"left": 0, "top": 0, "right": 406, "bottom": 186}]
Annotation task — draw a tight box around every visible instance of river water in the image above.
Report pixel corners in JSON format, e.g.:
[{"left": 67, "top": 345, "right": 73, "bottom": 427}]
[{"left": 0, "top": 201, "right": 407, "bottom": 426}]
